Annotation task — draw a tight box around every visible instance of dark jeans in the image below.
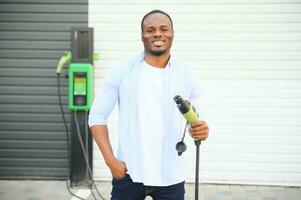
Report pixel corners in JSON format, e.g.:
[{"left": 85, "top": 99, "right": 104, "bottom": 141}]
[{"left": 111, "top": 174, "right": 185, "bottom": 200}]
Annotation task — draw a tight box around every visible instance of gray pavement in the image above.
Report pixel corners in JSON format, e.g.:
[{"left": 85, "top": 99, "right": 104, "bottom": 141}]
[{"left": 0, "top": 180, "right": 300, "bottom": 200}]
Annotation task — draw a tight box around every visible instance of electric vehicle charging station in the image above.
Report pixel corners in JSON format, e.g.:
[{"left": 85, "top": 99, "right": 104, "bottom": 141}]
[
  {"left": 70, "top": 27, "right": 94, "bottom": 188},
  {"left": 56, "top": 27, "right": 97, "bottom": 188}
]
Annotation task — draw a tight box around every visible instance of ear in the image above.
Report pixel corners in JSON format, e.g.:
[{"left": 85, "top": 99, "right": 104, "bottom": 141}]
[{"left": 141, "top": 32, "right": 144, "bottom": 41}]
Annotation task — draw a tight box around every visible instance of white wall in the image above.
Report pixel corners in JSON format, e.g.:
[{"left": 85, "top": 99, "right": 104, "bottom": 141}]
[{"left": 89, "top": 0, "right": 301, "bottom": 186}]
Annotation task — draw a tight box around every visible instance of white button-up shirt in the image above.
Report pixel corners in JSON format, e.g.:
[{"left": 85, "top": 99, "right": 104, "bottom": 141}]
[{"left": 89, "top": 52, "right": 204, "bottom": 186}]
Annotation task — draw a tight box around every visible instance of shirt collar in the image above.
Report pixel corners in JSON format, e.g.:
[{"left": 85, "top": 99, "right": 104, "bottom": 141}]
[{"left": 133, "top": 52, "right": 175, "bottom": 68}]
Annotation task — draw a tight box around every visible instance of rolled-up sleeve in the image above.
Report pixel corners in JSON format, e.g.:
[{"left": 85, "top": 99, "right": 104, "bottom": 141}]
[
  {"left": 88, "top": 80, "right": 118, "bottom": 127},
  {"left": 88, "top": 64, "right": 124, "bottom": 127}
]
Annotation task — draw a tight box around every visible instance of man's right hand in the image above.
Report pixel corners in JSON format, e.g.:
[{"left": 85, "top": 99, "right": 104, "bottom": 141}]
[{"left": 107, "top": 159, "right": 127, "bottom": 180}]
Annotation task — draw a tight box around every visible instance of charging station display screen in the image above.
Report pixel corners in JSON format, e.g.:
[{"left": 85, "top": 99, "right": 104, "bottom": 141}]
[
  {"left": 69, "top": 63, "right": 93, "bottom": 109},
  {"left": 74, "top": 77, "right": 87, "bottom": 95}
]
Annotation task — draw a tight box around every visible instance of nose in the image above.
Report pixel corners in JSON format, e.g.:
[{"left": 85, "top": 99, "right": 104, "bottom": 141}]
[{"left": 153, "top": 29, "right": 162, "bottom": 37}]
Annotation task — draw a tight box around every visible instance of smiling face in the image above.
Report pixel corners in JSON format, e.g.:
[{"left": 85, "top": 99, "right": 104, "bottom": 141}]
[{"left": 141, "top": 12, "right": 174, "bottom": 57}]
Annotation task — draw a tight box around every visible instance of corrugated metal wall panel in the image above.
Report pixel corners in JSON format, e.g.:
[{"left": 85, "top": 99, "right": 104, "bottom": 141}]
[
  {"left": 89, "top": 0, "right": 301, "bottom": 186},
  {"left": 0, "top": 1, "right": 88, "bottom": 179}
]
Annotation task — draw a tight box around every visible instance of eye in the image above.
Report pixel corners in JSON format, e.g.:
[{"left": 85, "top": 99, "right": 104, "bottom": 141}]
[{"left": 161, "top": 27, "right": 169, "bottom": 32}]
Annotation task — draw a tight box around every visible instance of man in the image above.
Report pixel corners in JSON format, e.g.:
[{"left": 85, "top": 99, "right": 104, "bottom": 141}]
[{"left": 89, "top": 10, "right": 209, "bottom": 200}]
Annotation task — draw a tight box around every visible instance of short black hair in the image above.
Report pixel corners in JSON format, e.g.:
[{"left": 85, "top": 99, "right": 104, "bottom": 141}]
[{"left": 141, "top": 10, "right": 173, "bottom": 32}]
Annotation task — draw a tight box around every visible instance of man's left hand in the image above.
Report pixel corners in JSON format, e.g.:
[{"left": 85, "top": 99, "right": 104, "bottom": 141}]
[{"left": 189, "top": 121, "right": 209, "bottom": 141}]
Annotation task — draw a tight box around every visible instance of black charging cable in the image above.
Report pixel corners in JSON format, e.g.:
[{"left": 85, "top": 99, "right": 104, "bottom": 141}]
[
  {"left": 56, "top": 75, "right": 85, "bottom": 200},
  {"left": 175, "top": 122, "right": 189, "bottom": 156},
  {"left": 74, "top": 110, "right": 105, "bottom": 200},
  {"left": 181, "top": 122, "right": 189, "bottom": 143},
  {"left": 57, "top": 74, "right": 106, "bottom": 200}
]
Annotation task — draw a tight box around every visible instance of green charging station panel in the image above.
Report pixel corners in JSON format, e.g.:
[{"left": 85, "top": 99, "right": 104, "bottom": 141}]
[{"left": 68, "top": 63, "right": 93, "bottom": 110}]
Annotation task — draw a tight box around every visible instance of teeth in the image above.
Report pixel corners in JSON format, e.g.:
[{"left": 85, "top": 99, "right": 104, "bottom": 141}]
[{"left": 154, "top": 41, "right": 163, "bottom": 45}]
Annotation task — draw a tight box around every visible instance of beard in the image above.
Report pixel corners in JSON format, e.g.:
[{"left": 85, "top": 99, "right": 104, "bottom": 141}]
[{"left": 148, "top": 48, "right": 168, "bottom": 56}]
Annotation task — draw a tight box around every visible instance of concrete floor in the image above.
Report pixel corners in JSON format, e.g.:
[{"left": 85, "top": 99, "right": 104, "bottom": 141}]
[{"left": 0, "top": 180, "right": 300, "bottom": 200}]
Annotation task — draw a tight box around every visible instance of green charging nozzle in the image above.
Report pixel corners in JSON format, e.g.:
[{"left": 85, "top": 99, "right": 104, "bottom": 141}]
[
  {"left": 174, "top": 95, "right": 201, "bottom": 155},
  {"left": 56, "top": 51, "right": 72, "bottom": 75},
  {"left": 93, "top": 52, "right": 100, "bottom": 61},
  {"left": 174, "top": 95, "right": 199, "bottom": 124}
]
